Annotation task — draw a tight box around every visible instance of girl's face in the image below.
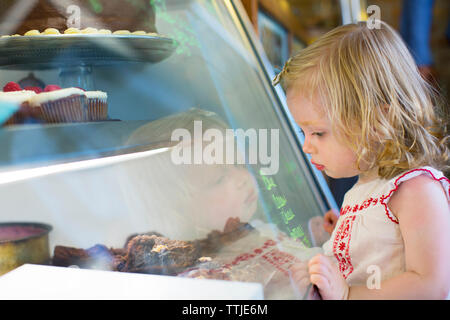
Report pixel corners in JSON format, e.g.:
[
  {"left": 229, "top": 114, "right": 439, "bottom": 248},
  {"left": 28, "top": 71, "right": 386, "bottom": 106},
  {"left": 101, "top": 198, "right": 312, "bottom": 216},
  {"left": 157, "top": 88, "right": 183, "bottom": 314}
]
[
  {"left": 286, "top": 88, "right": 362, "bottom": 179},
  {"left": 189, "top": 164, "right": 258, "bottom": 232}
]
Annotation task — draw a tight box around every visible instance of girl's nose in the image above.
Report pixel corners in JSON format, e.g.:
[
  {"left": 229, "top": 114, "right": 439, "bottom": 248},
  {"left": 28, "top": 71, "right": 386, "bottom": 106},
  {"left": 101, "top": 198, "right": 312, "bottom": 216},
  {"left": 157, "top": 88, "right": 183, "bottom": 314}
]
[{"left": 302, "top": 136, "right": 315, "bottom": 155}]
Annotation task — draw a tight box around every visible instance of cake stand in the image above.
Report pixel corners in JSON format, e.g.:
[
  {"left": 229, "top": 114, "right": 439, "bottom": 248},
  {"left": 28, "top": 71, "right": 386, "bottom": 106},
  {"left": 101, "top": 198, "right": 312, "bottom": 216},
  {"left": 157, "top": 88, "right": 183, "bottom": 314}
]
[{"left": 0, "top": 34, "right": 177, "bottom": 90}]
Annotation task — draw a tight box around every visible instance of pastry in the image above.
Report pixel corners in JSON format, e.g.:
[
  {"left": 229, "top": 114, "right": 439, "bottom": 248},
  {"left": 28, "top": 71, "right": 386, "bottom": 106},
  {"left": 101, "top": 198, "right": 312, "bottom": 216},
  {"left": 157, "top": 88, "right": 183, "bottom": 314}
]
[
  {"left": 28, "top": 86, "right": 86, "bottom": 123},
  {"left": 64, "top": 27, "right": 81, "bottom": 34},
  {"left": 52, "top": 244, "right": 126, "bottom": 270},
  {"left": 42, "top": 28, "right": 60, "bottom": 35},
  {"left": 24, "top": 29, "right": 40, "bottom": 36},
  {"left": 50, "top": 218, "right": 255, "bottom": 277},
  {"left": 85, "top": 90, "right": 108, "bottom": 121},
  {"left": 119, "top": 235, "right": 201, "bottom": 275},
  {"left": 113, "top": 30, "right": 131, "bottom": 35},
  {"left": 0, "top": 90, "right": 37, "bottom": 125}
]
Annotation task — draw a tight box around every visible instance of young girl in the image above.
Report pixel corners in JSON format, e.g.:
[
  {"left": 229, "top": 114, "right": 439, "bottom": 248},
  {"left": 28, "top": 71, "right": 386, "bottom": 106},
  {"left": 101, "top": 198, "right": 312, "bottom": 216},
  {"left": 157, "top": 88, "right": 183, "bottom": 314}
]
[{"left": 273, "top": 21, "right": 450, "bottom": 299}]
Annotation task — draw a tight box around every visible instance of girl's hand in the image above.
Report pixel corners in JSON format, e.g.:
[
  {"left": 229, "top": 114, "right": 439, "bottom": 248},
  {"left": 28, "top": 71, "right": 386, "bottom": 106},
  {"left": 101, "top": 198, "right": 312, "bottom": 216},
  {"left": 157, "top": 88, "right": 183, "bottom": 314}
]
[
  {"left": 323, "top": 209, "right": 339, "bottom": 234},
  {"left": 289, "top": 261, "right": 313, "bottom": 299},
  {"left": 308, "top": 253, "right": 349, "bottom": 300}
]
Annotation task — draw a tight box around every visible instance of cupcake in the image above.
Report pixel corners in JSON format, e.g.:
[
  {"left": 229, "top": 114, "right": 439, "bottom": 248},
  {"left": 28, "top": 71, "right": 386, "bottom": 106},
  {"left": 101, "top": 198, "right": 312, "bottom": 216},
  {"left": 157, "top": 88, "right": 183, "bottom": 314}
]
[
  {"left": 85, "top": 91, "right": 108, "bottom": 121},
  {"left": 28, "top": 86, "right": 86, "bottom": 123},
  {"left": 0, "top": 90, "right": 38, "bottom": 125}
]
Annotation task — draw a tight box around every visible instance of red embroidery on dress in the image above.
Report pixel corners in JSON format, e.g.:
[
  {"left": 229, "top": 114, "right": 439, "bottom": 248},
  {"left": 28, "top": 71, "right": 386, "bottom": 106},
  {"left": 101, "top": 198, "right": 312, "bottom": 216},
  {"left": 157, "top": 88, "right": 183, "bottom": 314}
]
[
  {"left": 340, "top": 196, "right": 382, "bottom": 216},
  {"left": 361, "top": 199, "right": 370, "bottom": 209},
  {"left": 340, "top": 205, "right": 351, "bottom": 215},
  {"left": 332, "top": 215, "right": 356, "bottom": 279},
  {"left": 380, "top": 168, "right": 450, "bottom": 225}
]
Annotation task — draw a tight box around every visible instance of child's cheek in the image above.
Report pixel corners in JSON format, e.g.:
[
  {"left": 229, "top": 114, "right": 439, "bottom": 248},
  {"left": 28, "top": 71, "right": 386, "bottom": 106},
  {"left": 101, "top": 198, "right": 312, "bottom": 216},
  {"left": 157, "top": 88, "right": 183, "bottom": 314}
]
[{"left": 202, "top": 187, "right": 243, "bottom": 225}]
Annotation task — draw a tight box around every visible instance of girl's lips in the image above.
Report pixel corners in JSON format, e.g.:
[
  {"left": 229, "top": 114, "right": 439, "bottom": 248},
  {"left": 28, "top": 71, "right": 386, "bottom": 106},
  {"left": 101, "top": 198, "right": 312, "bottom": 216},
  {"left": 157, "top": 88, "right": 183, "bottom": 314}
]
[{"left": 311, "top": 161, "right": 325, "bottom": 171}]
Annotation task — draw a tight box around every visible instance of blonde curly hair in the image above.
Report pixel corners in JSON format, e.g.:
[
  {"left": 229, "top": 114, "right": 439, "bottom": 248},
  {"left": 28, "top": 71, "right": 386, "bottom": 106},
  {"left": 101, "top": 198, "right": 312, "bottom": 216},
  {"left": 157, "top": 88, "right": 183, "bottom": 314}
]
[{"left": 274, "top": 21, "right": 449, "bottom": 179}]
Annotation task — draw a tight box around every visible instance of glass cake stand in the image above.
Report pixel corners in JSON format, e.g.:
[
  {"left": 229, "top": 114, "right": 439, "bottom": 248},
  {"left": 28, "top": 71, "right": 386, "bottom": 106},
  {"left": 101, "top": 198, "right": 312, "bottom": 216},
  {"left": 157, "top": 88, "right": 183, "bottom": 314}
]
[{"left": 0, "top": 34, "right": 178, "bottom": 90}]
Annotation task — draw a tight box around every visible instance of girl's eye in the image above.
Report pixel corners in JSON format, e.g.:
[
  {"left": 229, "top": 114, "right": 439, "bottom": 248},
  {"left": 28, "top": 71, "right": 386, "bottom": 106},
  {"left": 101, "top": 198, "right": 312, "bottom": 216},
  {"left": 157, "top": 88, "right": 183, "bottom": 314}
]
[{"left": 313, "top": 132, "right": 325, "bottom": 137}]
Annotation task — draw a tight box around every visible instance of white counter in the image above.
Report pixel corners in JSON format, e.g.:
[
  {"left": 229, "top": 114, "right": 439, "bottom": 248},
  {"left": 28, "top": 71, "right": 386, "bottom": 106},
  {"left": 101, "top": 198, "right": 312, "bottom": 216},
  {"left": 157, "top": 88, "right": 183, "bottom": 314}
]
[{"left": 0, "top": 264, "right": 264, "bottom": 300}]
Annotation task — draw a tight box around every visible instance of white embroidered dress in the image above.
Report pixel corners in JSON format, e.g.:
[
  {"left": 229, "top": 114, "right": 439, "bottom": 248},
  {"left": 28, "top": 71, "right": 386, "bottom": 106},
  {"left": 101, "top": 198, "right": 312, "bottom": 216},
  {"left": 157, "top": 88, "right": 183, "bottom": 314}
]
[{"left": 322, "top": 166, "right": 450, "bottom": 286}]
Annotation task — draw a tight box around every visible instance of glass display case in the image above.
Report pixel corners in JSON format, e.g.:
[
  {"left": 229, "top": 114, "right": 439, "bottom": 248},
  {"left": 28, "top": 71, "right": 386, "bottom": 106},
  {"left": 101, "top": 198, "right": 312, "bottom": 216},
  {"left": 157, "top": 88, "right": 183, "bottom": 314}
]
[{"left": 0, "top": 0, "right": 337, "bottom": 299}]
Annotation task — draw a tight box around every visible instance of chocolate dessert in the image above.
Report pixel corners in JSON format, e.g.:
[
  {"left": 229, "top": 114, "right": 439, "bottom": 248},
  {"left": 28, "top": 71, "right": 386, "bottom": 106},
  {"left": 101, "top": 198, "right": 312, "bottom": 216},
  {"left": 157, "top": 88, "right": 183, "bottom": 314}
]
[
  {"left": 53, "top": 235, "right": 200, "bottom": 275},
  {"left": 119, "top": 235, "right": 200, "bottom": 275},
  {"left": 52, "top": 244, "right": 126, "bottom": 270},
  {"left": 51, "top": 218, "right": 256, "bottom": 276},
  {"left": 0, "top": 0, "right": 157, "bottom": 36},
  {"left": 123, "top": 231, "right": 164, "bottom": 249}
]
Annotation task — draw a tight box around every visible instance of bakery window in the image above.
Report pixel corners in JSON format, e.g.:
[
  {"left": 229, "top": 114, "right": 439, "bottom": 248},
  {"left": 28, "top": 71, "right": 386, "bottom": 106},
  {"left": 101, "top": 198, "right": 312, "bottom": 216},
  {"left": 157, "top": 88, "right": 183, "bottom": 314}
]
[{"left": 0, "top": 0, "right": 336, "bottom": 299}]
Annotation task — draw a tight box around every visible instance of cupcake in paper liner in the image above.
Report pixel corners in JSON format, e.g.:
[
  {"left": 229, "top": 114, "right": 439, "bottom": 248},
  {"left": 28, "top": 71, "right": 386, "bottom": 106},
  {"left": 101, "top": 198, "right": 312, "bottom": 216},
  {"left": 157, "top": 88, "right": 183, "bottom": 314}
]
[
  {"left": 29, "top": 88, "right": 86, "bottom": 123},
  {"left": 0, "top": 90, "right": 40, "bottom": 125},
  {"left": 85, "top": 91, "right": 108, "bottom": 121}
]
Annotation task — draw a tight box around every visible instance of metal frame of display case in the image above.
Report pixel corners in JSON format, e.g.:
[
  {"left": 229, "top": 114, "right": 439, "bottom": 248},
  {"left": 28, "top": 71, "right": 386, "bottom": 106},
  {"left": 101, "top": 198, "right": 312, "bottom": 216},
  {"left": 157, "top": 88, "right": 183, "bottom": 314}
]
[{"left": 229, "top": 0, "right": 339, "bottom": 213}]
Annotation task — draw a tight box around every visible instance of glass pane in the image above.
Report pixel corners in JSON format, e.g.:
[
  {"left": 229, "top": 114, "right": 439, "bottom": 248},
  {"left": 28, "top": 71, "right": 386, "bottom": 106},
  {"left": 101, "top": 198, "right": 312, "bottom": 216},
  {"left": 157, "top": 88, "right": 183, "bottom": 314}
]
[{"left": 0, "top": 0, "right": 331, "bottom": 299}]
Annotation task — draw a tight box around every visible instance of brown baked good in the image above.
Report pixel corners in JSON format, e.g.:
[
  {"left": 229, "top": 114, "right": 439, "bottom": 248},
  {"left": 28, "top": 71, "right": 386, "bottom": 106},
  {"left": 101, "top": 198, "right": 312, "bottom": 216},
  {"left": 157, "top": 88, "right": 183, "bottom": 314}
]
[
  {"left": 123, "top": 231, "right": 164, "bottom": 249},
  {"left": 52, "top": 244, "right": 126, "bottom": 270},
  {"left": 0, "top": 90, "right": 41, "bottom": 126},
  {"left": 119, "top": 235, "right": 200, "bottom": 275},
  {"left": 0, "top": 0, "right": 156, "bottom": 36},
  {"left": 51, "top": 218, "right": 255, "bottom": 276},
  {"left": 28, "top": 87, "right": 86, "bottom": 123},
  {"left": 85, "top": 91, "right": 107, "bottom": 121}
]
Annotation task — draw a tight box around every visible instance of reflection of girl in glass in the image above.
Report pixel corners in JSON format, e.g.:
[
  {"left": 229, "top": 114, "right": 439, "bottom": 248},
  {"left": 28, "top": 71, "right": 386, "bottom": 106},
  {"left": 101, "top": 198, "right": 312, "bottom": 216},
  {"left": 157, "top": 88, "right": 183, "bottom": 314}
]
[{"left": 120, "top": 109, "right": 258, "bottom": 240}]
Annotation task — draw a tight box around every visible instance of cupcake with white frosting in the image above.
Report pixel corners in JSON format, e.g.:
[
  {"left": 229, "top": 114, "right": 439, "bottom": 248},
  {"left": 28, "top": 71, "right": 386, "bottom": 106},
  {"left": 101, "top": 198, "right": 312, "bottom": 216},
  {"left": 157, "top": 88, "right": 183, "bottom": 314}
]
[
  {"left": 28, "top": 86, "right": 86, "bottom": 123},
  {"left": 85, "top": 90, "right": 108, "bottom": 121},
  {"left": 0, "top": 90, "right": 39, "bottom": 125}
]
